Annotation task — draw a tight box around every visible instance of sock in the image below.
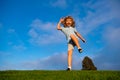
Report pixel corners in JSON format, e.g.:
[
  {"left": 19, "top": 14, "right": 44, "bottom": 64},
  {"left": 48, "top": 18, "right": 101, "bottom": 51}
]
[
  {"left": 78, "top": 47, "right": 81, "bottom": 49},
  {"left": 68, "top": 66, "right": 71, "bottom": 69}
]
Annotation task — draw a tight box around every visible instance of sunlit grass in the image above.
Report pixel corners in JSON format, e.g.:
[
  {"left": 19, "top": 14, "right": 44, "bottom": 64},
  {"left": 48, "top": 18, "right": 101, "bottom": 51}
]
[{"left": 0, "top": 70, "right": 120, "bottom": 80}]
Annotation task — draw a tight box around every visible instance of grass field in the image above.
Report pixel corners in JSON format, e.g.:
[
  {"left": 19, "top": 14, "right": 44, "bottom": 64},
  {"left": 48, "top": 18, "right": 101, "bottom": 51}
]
[{"left": 0, "top": 70, "right": 120, "bottom": 80}]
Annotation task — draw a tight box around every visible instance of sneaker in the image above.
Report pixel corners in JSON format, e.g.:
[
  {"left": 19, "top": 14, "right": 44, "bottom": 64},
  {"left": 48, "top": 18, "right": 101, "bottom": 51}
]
[
  {"left": 78, "top": 48, "right": 82, "bottom": 53},
  {"left": 66, "top": 68, "right": 71, "bottom": 71}
]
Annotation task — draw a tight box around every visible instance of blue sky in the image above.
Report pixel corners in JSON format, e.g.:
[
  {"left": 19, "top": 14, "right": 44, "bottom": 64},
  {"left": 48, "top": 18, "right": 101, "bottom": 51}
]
[{"left": 0, "top": 0, "right": 120, "bottom": 70}]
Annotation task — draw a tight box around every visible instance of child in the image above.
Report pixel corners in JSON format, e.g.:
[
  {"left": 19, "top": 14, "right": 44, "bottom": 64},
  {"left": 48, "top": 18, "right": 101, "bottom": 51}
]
[{"left": 57, "top": 16, "right": 86, "bottom": 71}]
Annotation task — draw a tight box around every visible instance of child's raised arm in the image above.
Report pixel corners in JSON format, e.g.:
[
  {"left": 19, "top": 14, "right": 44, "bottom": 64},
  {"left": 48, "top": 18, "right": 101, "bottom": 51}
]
[{"left": 57, "top": 18, "right": 64, "bottom": 30}]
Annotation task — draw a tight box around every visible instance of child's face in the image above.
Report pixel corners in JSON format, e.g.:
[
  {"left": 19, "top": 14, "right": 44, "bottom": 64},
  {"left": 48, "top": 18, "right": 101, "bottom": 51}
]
[{"left": 65, "top": 18, "right": 73, "bottom": 27}]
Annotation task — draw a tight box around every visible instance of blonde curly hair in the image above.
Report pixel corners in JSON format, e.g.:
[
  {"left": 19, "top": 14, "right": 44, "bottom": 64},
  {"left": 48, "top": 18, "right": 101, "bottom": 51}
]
[{"left": 61, "top": 16, "right": 75, "bottom": 27}]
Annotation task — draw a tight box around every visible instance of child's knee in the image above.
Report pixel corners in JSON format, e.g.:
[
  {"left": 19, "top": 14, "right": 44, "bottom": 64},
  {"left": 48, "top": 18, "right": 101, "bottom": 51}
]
[{"left": 68, "top": 50, "right": 73, "bottom": 55}]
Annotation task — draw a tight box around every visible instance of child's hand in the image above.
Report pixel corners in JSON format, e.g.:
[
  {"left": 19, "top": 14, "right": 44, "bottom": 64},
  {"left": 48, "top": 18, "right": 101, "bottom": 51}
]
[
  {"left": 59, "top": 18, "right": 64, "bottom": 23},
  {"left": 82, "top": 39, "right": 86, "bottom": 43}
]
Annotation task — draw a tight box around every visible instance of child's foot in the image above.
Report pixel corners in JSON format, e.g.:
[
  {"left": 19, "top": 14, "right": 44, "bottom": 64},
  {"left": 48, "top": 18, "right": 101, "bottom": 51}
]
[
  {"left": 66, "top": 68, "right": 71, "bottom": 71},
  {"left": 78, "top": 48, "right": 82, "bottom": 53}
]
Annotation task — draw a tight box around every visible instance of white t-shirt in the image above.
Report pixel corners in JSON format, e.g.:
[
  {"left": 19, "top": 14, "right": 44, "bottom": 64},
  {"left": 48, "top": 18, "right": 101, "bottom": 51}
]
[{"left": 61, "top": 26, "right": 79, "bottom": 42}]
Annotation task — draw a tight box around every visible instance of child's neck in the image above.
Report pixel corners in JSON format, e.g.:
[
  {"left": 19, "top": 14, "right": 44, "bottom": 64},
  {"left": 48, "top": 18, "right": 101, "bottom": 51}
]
[{"left": 67, "top": 25, "right": 71, "bottom": 27}]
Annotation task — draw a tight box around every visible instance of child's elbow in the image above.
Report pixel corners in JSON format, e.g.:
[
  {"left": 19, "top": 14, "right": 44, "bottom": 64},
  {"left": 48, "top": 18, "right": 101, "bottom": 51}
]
[
  {"left": 57, "top": 27, "right": 59, "bottom": 30},
  {"left": 57, "top": 27, "right": 61, "bottom": 30}
]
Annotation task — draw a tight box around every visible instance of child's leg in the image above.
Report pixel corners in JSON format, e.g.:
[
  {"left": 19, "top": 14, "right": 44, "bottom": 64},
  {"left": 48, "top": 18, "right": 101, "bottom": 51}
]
[
  {"left": 70, "top": 34, "right": 81, "bottom": 49},
  {"left": 67, "top": 49, "right": 73, "bottom": 70}
]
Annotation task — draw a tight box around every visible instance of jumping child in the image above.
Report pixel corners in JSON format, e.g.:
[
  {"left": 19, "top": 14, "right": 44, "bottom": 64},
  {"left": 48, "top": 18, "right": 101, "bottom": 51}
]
[{"left": 57, "top": 16, "right": 86, "bottom": 71}]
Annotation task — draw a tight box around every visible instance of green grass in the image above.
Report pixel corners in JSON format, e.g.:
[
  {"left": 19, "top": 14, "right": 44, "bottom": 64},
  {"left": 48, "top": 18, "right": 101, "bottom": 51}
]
[{"left": 0, "top": 70, "right": 120, "bottom": 80}]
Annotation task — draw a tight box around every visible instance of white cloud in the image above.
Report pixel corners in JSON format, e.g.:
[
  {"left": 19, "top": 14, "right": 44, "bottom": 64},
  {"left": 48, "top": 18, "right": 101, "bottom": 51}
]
[
  {"left": 0, "top": 62, "right": 14, "bottom": 70},
  {"left": 21, "top": 52, "right": 85, "bottom": 70},
  {"left": 108, "top": 0, "right": 120, "bottom": 18},
  {"left": 94, "top": 50, "right": 120, "bottom": 70},
  {"left": 0, "top": 50, "right": 86, "bottom": 70},
  {"left": 71, "top": 0, "right": 120, "bottom": 70},
  {"left": 0, "top": 60, "right": 23, "bottom": 70},
  {"left": 50, "top": 0, "right": 67, "bottom": 8},
  {"left": 26, "top": 0, "right": 120, "bottom": 70},
  {"left": 2, "top": 0, "right": 119, "bottom": 70},
  {"left": 92, "top": 27, "right": 120, "bottom": 70},
  {"left": 0, "top": 52, "right": 66, "bottom": 70},
  {"left": 28, "top": 19, "right": 65, "bottom": 45},
  {"left": 0, "top": 51, "right": 11, "bottom": 57},
  {"left": 12, "top": 45, "right": 27, "bottom": 51},
  {"left": 16, "top": 52, "right": 67, "bottom": 70},
  {"left": 104, "top": 27, "right": 120, "bottom": 47},
  {"left": 28, "top": 29, "right": 38, "bottom": 38},
  {"left": 72, "top": 0, "right": 120, "bottom": 36},
  {"left": 6, "top": 28, "right": 27, "bottom": 51}
]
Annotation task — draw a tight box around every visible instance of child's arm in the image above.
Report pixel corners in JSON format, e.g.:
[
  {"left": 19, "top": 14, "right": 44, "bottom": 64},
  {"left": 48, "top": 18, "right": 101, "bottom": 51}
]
[
  {"left": 57, "top": 18, "right": 64, "bottom": 30},
  {"left": 75, "top": 32, "right": 86, "bottom": 43}
]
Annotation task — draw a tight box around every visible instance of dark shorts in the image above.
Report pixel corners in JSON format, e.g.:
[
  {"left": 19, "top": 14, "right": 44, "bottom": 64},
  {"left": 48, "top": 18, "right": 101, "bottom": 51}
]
[{"left": 68, "top": 40, "right": 76, "bottom": 50}]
